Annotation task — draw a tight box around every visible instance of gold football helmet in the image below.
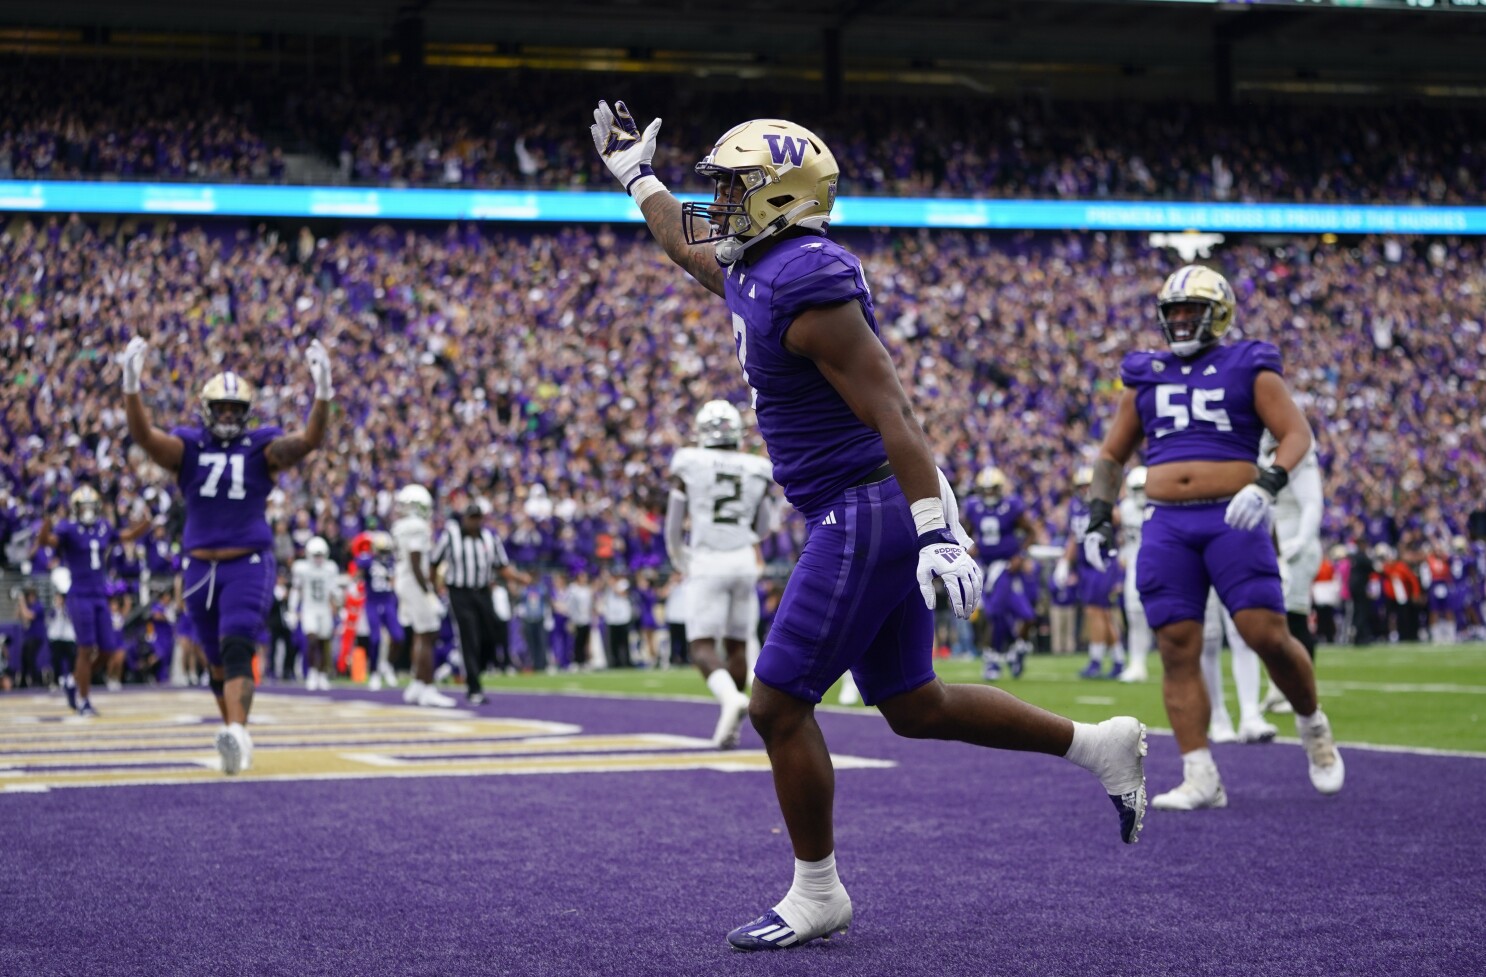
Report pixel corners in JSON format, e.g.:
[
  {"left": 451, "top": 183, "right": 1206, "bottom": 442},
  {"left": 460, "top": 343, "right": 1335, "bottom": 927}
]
[
  {"left": 199, "top": 372, "right": 254, "bottom": 441},
  {"left": 1157, "top": 265, "right": 1236, "bottom": 357},
  {"left": 683, "top": 119, "right": 839, "bottom": 264},
  {"left": 70, "top": 485, "right": 102, "bottom": 525},
  {"left": 1074, "top": 466, "right": 1094, "bottom": 490},
  {"left": 975, "top": 466, "right": 1008, "bottom": 498}
]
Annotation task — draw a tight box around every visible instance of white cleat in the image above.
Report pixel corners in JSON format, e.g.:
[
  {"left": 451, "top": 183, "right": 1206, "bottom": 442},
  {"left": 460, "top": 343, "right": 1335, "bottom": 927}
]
[
  {"left": 712, "top": 696, "right": 751, "bottom": 750},
  {"left": 1238, "top": 717, "right": 1278, "bottom": 744},
  {"left": 1082, "top": 717, "right": 1148, "bottom": 844},
  {"left": 416, "top": 686, "right": 457, "bottom": 709},
  {"left": 238, "top": 726, "right": 254, "bottom": 772},
  {"left": 367, "top": 674, "right": 383, "bottom": 691},
  {"left": 1297, "top": 711, "right": 1345, "bottom": 795},
  {"left": 1261, "top": 686, "right": 1292, "bottom": 715},
  {"left": 1208, "top": 720, "right": 1238, "bottom": 745},
  {"left": 1152, "top": 762, "right": 1228, "bottom": 811},
  {"left": 215, "top": 726, "right": 243, "bottom": 776},
  {"left": 1117, "top": 665, "right": 1148, "bottom": 683},
  {"left": 403, "top": 680, "right": 424, "bottom": 704}
]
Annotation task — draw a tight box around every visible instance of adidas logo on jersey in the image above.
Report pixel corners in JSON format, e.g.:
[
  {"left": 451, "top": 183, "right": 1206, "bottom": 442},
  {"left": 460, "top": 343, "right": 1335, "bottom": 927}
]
[{"left": 822, "top": 511, "right": 838, "bottom": 526}]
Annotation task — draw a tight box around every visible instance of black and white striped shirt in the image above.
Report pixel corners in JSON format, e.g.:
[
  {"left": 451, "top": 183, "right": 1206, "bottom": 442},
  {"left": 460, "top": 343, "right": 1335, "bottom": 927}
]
[{"left": 431, "top": 521, "right": 509, "bottom": 589}]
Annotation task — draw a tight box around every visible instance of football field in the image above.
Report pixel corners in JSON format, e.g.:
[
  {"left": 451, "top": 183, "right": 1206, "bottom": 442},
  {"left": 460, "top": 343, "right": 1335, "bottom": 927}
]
[{"left": 1, "top": 642, "right": 1481, "bottom": 977}]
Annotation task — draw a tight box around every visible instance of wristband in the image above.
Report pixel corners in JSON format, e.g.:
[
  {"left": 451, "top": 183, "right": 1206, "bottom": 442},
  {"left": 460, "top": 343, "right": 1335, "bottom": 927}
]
[
  {"left": 1255, "top": 465, "right": 1289, "bottom": 496},
  {"left": 629, "top": 174, "right": 665, "bottom": 205},
  {"left": 910, "top": 497, "right": 947, "bottom": 535}
]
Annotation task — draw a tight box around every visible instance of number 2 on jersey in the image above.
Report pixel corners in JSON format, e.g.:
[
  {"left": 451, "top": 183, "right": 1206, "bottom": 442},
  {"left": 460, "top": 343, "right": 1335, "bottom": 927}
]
[{"left": 712, "top": 472, "right": 743, "bottom": 525}]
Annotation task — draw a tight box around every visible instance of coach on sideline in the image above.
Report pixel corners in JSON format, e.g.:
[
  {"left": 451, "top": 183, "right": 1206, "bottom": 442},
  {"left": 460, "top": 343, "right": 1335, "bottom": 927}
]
[{"left": 433, "top": 501, "right": 530, "bottom": 704}]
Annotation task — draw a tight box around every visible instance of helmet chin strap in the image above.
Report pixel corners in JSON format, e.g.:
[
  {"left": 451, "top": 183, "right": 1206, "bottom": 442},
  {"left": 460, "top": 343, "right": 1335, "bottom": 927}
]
[{"left": 714, "top": 201, "right": 820, "bottom": 265}]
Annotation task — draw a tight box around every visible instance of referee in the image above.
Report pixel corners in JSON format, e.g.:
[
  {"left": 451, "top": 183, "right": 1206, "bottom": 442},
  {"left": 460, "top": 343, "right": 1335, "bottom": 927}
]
[{"left": 433, "top": 502, "right": 530, "bottom": 704}]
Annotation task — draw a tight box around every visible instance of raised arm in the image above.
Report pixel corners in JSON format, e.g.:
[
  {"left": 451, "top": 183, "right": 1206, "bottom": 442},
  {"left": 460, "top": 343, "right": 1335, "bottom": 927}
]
[
  {"left": 36, "top": 512, "right": 60, "bottom": 549},
  {"left": 121, "top": 337, "right": 185, "bottom": 472},
  {"left": 590, "top": 99, "right": 725, "bottom": 298},
  {"left": 266, "top": 340, "right": 334, "bottom": 473}
]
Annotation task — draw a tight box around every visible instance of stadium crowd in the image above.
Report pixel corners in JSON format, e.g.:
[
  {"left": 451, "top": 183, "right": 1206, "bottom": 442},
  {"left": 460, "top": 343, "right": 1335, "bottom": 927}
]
[
  {"left": 2, "top": 217, "right": 1482, "bottom": 659},
  {"left": 3, "top": 58, "right": 1486, "bottom": 204}
]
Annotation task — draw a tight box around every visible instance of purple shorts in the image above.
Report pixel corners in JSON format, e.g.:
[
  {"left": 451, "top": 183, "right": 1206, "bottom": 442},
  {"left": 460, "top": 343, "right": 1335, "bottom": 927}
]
[
  {"left": 1076, "top": 559, "right": 1122, "bottom": 609},
  {"left": 755, "top": 477, "right": 934, "bottom": 707},
  {"left": 182, "top": 551, "right": 275, "bottom": 663},
  {"left": 985, "top": 563, "right": 1035, "bottom": 622},
  {"left": 1136, "top": 501, "right": 1284, "bottom": 630},
  {"left": 66, "top": 594, "right": 118, "bottom": 651}
]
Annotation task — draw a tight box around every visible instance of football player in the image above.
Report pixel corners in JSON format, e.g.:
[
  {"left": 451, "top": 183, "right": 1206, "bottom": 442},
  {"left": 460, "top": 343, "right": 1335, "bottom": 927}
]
[
  {"left": 1256, "top": 428, "right": 1325, "bottom": 712},
  {"left": 391, "top": 485, "right": 455, "bottom": 708},
  {"left": 355, "top": 531, "right": 403, "bottom": 688},
  {"left": 1080, "top": 264, "right": 1343, "bottom": 810},
  {"left": 594, "top": 98, "right": 1146, "bottom": 950},
  {"left": 1060, "top": 467, "right": 1126, "bottom": 679},
  {"left": 1117, "top": 467, "right": 1151, "bottom": 682},
  {"left": 291, "top": 536, "right": 344, "bottom": 691},
  {"left": 665, "top": 400, "right": 775, "bottom": 749},
  {"left": 961, "top": 466, "right": 1044, "bottom": 680},
  {"left": 36, "top": 486, "right": 152, "bottom": 715},
  {"left": 122, "top": 335, "right": 334, "bottom": 774}
]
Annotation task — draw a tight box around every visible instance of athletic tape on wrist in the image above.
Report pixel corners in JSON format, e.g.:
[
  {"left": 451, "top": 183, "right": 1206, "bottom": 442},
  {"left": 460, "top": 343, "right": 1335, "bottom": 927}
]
[
  {"left": 910, "top": 498, "right": 947, "bottom": 535},
  {"left": 629, "top": 175, "right": 666, "bottom": 206}
]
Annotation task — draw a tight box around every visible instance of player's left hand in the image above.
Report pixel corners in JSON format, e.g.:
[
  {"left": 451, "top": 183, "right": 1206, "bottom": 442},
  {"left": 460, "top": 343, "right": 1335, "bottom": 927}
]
[
  {"left": 1082, "top": 524, "right": 1117, "bottom": 572},
  {"left": 120, "top": 336, "right": 149, "bottom": 394},
  {"left": 1225, "top": 484, "right": 1275, "bottom": 532},
  {"left": 916, "top": 529, "right": 983, "bottom": 620},
  {"left": 590, "top": 99, "right": 661, "bottom": 193},
  {"left": 306, "top": 339, "right": 334, "bottom": 401}
]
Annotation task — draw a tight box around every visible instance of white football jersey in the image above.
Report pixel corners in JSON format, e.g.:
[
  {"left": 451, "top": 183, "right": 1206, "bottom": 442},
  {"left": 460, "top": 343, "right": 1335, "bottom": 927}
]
[
  {"left": 392, "top": 515, "right": 433, "bottom": 591},
  {"left": 291, "top": 559, "right": 343, "bottom": 610},
  {"left": 1118, "top": 496, "right": 1145, "bottom": 559},
  {"left": 670, "top": 446, "right": 774, "bottom": 553}
]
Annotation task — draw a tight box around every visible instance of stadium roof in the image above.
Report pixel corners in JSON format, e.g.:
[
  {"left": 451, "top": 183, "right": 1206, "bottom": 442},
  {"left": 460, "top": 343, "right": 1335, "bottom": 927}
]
[{"left": 6, "top": 1, "right": 1485, "bottom": 98}]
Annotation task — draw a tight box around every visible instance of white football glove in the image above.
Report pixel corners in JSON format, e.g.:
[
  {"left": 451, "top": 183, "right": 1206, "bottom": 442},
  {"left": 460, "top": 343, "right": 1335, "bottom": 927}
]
[
  {"left": 590, "top": 100, "right": 661, "bottom": 193},
  {"left": 121, "top": 336, "right": 149, "bottom": 394},
  {"left": 916, "top": 528, "right": 983, "bottom": 620},
  {"left": 1224, "top": 484, "right": 1276, "bottom": 533},
  {"left": 1052, "top": 559, "right": 1071, "bottom": 590},
  {"left": 306, "top": 339, "right": 334, "bottom": 401}
]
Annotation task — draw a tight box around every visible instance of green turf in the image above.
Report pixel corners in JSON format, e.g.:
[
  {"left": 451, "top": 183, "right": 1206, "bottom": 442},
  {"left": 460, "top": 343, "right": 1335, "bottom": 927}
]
[{"left": 453, "top": 642, "right": 1486, "bottom": 753}]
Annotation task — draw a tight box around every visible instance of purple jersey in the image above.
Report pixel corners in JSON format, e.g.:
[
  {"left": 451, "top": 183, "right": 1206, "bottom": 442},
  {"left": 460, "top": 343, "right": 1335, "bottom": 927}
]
[
  {"left": 355, "top": 552, "right": 396, "bottom": 595},
  {"left": 725, "top": 233, "right": 886, "bottom": 516},
  {"left": 962, "top": 494, "right": 1026, "bottom": 562},
  {"left": 172, "top": 425, "right": 282, "bottom": 552},
  {"left": 53, "top": 519, "right": 119, "bottom": 597},
  {"left": 1121, "top": 340, "right": 1282, "bottom": 466}
]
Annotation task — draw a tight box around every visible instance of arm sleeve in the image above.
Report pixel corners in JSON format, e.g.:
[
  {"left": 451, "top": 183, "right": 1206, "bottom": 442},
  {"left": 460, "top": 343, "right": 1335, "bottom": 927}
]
[
  {"left": 665, "top": 489, "right": 688, "bottom": 567},
  {"left": 1287, "top": 463, "right": 1324, "bottom": 547},
  {"left": 752, "top": 493, "right": 774, "bottom": 540}
]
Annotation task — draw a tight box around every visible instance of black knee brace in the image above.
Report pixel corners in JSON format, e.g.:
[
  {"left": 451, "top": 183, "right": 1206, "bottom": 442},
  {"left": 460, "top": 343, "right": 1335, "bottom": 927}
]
[
  {"left": 222, "top": 636, "right": 256, "bottom": 681},
  {"left": 1286, "top": 611, "right": 1316, "bottom": 660},
  {"left": 209, "top": 677, "right": 225, "bottom": 698}
]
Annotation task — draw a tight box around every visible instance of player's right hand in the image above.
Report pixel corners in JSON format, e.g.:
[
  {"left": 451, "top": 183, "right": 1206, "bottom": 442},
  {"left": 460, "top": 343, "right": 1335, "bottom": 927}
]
[
  {"left": 916, "top": 529, "right": 983, "bottom": 620},
  {"left": 121, "top": 336, "right": 148, "bottom": 394},
  {"left": 1224, "top": 484, "right": 1275, "bottom": 533},
  {"left": 1082, "top": 499, "right": 1117, "bottom": 572},
  {"left": 590, "top": 100, "right": 661, "bottom": 193}
]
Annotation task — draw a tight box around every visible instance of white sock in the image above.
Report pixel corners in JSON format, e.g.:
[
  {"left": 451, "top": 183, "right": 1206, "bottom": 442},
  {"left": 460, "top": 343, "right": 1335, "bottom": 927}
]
[
  {"left": 1110, "top": 642, "right": 1126, "bottom": 665},
  {"left": 1199, "top": 635, "right": 1225, "bottom": 717},
  {"left": 1296, "top": 709, "right": 1325, "bottom": 729},
  {"left": 773, "top": 853, "right": 849, "bottom": 935},
  {"left": 1089, "top": 642, "right": 1106, "bottom": 664},
  {"left": 1231, "top": 642, "right": 1262, "bottom": 725},
  {"left": 706, "top": 669, "right": 744, "bottom": 705},
  {"left": 1182, "top": 748, "right": 1215, "bottom": 775}
]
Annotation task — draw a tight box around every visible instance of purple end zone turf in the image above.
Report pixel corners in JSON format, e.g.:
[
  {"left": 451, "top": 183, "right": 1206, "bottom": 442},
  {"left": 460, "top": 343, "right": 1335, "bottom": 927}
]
[{"left": 1, "top": 688, "right": 1482, "bottom": 977}]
